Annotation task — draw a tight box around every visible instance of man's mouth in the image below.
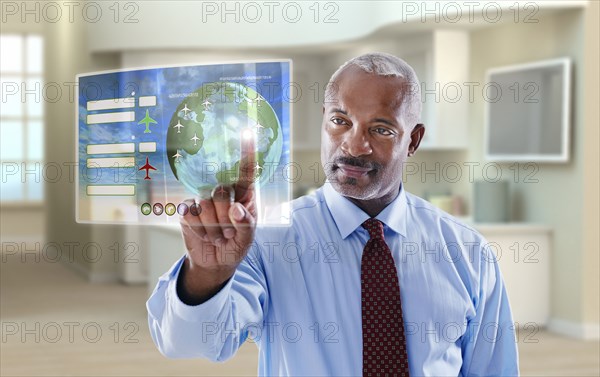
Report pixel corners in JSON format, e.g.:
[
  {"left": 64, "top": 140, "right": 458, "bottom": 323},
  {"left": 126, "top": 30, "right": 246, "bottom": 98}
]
[{"left": 336, "top": 163, "right": 373, "bottom": 179}]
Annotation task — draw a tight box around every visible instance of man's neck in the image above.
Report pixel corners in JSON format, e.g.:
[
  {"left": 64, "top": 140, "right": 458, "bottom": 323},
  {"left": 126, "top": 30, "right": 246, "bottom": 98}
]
[{"left": 345, "top": 188, "right": 399, "bottom": 218}]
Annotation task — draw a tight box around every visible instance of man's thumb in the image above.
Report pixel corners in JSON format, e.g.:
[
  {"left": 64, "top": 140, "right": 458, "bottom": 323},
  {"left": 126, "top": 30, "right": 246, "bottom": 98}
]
[{"left": 229, "top": 203, "right": 255, "bottom": 242}]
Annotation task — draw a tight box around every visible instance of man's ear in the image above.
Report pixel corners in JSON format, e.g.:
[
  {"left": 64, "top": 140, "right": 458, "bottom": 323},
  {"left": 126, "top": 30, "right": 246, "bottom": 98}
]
[{"left": 407, "top": 124, "right": 425, "bottom": 157}]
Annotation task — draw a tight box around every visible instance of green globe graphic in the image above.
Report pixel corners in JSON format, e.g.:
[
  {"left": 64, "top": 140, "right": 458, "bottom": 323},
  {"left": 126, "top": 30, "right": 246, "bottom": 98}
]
[{"left": 166, "top": 82, "right": 283, "bottom": 198}]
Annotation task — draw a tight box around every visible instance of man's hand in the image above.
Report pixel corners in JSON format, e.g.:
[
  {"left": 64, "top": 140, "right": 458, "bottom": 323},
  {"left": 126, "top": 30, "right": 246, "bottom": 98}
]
[{"left": 177, "top": 131, "right": 257, "bottom": 305}]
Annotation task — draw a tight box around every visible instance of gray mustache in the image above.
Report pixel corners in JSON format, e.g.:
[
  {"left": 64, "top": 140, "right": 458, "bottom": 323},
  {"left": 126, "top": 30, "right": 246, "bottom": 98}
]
[{"left": 334, "top": 157, "right": 381, "bottom": 170}]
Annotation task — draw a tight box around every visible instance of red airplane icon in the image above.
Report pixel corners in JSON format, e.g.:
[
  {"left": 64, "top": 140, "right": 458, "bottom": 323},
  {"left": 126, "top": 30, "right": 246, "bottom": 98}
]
[{"left": 139, "top": 157, "right": 156, "bottom": 180}]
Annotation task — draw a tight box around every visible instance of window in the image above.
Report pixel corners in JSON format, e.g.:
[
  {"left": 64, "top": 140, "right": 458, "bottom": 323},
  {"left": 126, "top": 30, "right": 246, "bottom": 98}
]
[{"left": 1, "top": 34, "right": 44, "bottom": 202}]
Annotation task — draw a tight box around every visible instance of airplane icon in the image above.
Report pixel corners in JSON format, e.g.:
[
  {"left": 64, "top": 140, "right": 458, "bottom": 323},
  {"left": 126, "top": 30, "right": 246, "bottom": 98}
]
[
  {"left": 182, "top": 104, "right": 191, "bottom": 115},
  {"left": 172, "top": 151, "right": 182, "bottom": 162},
  {"left": 254, "top": 96, "right": 264, "bottom": 106},
  {"left": 138, "top": 109, "right": 157, "bottom": 133},
  {"left": 190, "top": 133, "right": 200, "bottom": 146},
  {"left": 254, "top": 122, "right": 264, "bottom": 130},
  {"left": 138, "top": 157, "right": 156, "bottom": 180},
  {"left": 202, "top": 99, "right": 212, "bottom": 110},
  {"left": 173, "top": 121, "right": 184, "bottom": 133}
]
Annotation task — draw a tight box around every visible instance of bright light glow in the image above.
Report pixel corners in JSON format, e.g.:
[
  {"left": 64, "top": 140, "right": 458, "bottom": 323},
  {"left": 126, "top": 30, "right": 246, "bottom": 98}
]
[
  {"left": 242, "top": 127, "right": 254, "bottom": 140},
  {"left": 0, "top": 35, "right": 22, "bottom": 72}
]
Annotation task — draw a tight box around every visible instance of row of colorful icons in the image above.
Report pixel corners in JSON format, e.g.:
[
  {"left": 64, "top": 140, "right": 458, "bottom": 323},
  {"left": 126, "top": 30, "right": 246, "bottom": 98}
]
[{"left": 140, "top": 202, "right": 201, "bottom": 216}]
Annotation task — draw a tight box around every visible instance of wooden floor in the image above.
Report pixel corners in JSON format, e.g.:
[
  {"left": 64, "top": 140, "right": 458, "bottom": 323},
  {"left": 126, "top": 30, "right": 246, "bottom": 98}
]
[{"left": 1, "top": 252, "right": 598, "bottom": 376}]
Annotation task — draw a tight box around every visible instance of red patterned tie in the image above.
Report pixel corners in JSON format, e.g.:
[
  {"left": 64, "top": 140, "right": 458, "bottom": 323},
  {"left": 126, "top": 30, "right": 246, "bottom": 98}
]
[{"left": 361, "top": 218, "right": 410, "bottom": 376}]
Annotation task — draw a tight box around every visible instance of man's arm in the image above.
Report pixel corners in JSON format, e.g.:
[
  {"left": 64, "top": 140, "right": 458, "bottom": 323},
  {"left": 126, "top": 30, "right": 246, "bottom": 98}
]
[
  {"left": 146, "top": 243, "right": 268, "bottom": 360},
  {"left": 147, "top": 131, "right": 265, "bottom": 360},
  {"left": 460, "top": 241, "right": 520, "bottom": 376}
]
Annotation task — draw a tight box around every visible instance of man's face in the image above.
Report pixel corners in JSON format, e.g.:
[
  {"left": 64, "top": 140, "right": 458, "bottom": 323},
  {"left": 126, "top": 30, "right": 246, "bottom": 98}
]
[{"left": 320, "top": 65, "right": 420, "bottom": 202}]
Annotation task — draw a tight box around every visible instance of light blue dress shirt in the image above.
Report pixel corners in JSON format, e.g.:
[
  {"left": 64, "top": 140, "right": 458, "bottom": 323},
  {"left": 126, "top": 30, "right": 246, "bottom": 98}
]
[{"left": 147, "top": 183, "right": 519, "bottom": 376}]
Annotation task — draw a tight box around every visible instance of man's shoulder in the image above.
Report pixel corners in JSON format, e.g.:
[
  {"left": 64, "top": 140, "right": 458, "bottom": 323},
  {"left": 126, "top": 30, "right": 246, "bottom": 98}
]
[
  {"left": 403, "top": 192, "right": 497, "bottom": 277},
  {"left": 404, "top": 191, "right": 482, "bottom": 241},
  {"left": 290, "top": 189, "right": 324, "bottom": 213},
  {"left": 275, "top": 186, "right": 332, "bottom": 221},
  {"left": 257, "top": 188, "right": 326, "bottom": 233}
]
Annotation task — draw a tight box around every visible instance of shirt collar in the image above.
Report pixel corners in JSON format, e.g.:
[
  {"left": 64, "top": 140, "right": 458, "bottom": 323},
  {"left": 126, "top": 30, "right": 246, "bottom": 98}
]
[{"left": 322, "top": 182, "right": 408, "bottom": 239}]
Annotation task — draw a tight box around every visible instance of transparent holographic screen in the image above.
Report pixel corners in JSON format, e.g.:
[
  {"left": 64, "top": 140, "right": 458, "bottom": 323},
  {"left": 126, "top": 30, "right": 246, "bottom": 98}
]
[{"left": 76, "top": 61, "right": 292, "bottom": 225}]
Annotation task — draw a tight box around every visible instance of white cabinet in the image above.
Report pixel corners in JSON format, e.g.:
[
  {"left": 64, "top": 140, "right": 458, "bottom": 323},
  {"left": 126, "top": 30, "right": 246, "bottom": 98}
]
[
  {"left": 399, "top": 30, "right": 470, "bottom": 149},
  {"left": 476, "top": 224, "right": 551, "bottom": 327}
]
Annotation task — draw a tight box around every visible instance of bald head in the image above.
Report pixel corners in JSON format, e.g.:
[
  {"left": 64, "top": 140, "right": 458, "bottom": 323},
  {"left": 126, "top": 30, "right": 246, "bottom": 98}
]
[{"left": 325, "top": 52, "right": 422, "bottom": 128}]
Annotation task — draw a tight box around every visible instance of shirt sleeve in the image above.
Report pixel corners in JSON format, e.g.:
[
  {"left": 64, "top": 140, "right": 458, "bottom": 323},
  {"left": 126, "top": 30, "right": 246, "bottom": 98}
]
[
  {"left": 146, "top": 244, "right": 268, "bottom": 361},
  {"left": 460, "top": 241, "right": 520, "bottom": 376}
]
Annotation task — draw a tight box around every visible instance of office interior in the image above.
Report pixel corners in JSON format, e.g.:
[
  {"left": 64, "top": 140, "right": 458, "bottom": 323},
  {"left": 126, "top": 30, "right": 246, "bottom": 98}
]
[{"left": 1, "top": 1, "right": 599, "bottom": 375}]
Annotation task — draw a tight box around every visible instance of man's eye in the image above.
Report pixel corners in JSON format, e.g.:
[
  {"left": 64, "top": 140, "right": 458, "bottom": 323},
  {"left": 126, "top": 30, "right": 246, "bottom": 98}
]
[
  {"left": 331, "top": 117, "right": 347, "bottom": 126},
  {"left": 374, "top": 127, "right": 393, "bottom": 136}
]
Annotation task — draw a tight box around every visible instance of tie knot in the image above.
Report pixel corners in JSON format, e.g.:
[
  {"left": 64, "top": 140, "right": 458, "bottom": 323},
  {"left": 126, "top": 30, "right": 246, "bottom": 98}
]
[{"left": 362, "top": 218, "right": 385, "bottom": 240}]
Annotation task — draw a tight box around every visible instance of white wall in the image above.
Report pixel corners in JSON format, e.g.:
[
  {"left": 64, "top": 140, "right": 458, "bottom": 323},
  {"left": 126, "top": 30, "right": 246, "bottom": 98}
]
[{"left": 469, "top": 8, "right": 599, "bottom": 337}]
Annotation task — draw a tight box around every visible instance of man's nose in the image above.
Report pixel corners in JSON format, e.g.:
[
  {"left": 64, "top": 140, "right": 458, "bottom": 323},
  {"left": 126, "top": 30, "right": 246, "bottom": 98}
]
[{"left": 341, "top": 126, "right": 372, "bottom": 157}]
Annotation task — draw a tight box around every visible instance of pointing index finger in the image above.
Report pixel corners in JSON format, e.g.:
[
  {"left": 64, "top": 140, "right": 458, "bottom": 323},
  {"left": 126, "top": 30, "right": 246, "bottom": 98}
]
[{"left": 235, "top": 128, "right": 256, "bottom": 201}]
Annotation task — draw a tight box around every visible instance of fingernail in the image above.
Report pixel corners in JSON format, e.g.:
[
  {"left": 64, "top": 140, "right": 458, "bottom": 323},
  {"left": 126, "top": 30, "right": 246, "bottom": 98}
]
[
  {"left": 223, "top": 228, "right": 235, "bottom": 239},
  {"left": 233, "top": 204, "right": 245, "bottom": 221},
  {"left": 214, "top": 237, "right": 224, "bottom": 246}
]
